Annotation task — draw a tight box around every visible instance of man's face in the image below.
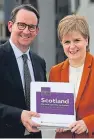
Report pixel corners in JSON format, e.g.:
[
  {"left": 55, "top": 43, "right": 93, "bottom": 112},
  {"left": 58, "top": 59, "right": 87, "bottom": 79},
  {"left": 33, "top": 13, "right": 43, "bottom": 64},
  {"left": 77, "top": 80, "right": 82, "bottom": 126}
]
[{"left": 8, "top": 9, "right": 39, "bottom": 50}]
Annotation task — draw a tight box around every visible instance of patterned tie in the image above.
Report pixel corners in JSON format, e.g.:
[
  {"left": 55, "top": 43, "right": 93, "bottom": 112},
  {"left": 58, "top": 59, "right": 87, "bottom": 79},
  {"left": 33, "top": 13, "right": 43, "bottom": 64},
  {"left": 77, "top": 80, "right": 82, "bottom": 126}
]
[{"left": 22, "top": 54, "right": 31, "bottom": 110}]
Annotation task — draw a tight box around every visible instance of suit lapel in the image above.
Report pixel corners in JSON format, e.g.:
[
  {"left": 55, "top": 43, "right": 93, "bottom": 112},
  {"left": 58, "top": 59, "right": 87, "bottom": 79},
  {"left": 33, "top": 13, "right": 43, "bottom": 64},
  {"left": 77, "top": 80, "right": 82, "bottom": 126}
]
[
  {"left": 29, "top": 51, "right": 42, "bottom": 81},
  {"left": 3, "top": 41, "right": 23, "bottom": 91},
  {"left": 60, "top": 59, "right": 69, "bottom": 82},
  {"left": 75, "top": 53, "right": 92, "bottom": 110}
]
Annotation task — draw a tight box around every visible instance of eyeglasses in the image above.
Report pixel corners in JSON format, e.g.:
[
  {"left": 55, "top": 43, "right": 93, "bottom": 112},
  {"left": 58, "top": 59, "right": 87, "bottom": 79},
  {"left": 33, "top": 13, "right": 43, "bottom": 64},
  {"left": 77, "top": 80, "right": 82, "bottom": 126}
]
[{"left": 15, "top": 22, "right": 37, "bottom": 32}]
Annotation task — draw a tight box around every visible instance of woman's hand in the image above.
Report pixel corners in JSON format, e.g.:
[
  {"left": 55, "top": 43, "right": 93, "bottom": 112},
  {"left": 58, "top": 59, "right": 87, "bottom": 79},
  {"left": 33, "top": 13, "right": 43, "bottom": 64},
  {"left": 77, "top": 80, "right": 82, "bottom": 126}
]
[
  {"left": 69, "top": 120, "right": 88, "bottom": 134},
  {"left": 56, "top": 127, "right": 70, "bottom": 133},
  {"left": 56, "top": 120, "right": 87, "bottom": 134}
]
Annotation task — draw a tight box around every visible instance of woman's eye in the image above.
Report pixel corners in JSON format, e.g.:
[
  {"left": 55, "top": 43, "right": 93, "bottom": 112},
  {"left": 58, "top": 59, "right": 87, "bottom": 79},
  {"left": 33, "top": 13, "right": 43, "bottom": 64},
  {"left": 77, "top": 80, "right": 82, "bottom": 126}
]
[
  {"left": 64, "top": 41, "right": 70, "bottom": 44},
  {"left": 75, "top": 39, "right": 80, "bottom": 42}
]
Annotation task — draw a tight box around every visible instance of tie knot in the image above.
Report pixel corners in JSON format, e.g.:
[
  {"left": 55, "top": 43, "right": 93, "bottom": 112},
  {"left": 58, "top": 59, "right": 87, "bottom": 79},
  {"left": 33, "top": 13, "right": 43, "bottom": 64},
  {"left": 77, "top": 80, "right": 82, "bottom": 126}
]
[{"left": 22, "top": 54, "right": 28, "bottom": 63}]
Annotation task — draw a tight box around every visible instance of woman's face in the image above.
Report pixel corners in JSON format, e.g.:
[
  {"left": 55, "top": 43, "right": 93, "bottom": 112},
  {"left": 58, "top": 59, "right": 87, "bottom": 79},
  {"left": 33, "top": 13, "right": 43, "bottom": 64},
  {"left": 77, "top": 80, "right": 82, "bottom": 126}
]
[{"left": 61, "top": 31, "right": 88, "bottom": 61}]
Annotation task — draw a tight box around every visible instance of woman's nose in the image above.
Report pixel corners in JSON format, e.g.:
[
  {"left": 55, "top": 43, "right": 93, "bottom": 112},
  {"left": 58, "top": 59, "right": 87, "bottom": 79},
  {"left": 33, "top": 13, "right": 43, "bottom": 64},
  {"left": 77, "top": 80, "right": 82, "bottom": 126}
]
[{"left": 69, "top": 42, "right": 75, "bottom": 49}]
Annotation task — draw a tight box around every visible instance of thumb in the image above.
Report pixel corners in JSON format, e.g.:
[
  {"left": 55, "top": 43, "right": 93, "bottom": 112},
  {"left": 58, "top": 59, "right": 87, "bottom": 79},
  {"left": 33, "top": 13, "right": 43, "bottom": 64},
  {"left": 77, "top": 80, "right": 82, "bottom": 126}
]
[{"left": 29, "top": 111, "right": 40, "bottom": 117}]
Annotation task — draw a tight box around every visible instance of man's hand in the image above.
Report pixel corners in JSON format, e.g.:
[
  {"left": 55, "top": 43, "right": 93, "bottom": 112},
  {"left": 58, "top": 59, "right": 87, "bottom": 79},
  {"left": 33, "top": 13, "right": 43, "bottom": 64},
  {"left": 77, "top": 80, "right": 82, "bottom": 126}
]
[
  {"left": 21, "top": 110, "right": 40, "bottom": 133},
  {"left": 69, "top": 120, "right": 87, "bottom": 134}
]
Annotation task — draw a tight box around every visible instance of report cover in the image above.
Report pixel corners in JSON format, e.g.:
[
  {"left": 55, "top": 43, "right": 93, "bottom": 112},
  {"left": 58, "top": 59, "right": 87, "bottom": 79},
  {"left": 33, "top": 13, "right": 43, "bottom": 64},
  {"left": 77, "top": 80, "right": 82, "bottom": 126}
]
[{"left": 30, "top": 82, "right": 76, "bottom": 129}]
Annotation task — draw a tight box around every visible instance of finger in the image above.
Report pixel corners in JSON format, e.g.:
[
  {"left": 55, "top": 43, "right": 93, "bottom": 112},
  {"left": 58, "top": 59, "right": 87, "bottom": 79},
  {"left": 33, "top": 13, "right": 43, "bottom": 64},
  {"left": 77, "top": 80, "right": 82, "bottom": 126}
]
[
  {"left": 75, "top": 129, "right": 83, "bottom": 134},
  {"left": 56, "top": 128, "right": 59, "bottom": 132},
  {"left": 26, "top": 119, "right": 40, "bottom": 133},
  {"left": 30, "top": 111, "right": 40, "bottom": 117},
  {"left": 23, "top": 120, "right": 33, "bottom": 132},
  {"left": 56, "top": 128, "right": 61, "bottom": 133},
  {"left": 59, "top": 128, "right": 64, "bottom": 132},
  {"left": 31, "top": 120, "right": 40, "bottom": 127},
  {"left": 69, "top": 122, "right": 77, "bottom": 129},
  {"left": 26, "top": 124, "right": 33, "bottom": 132},
  {"left": 63, "top": 128, "right": 70, "bottom": 132},
  {"left": 71, "top": 124, "right": 80, "bottom": 133},
  {"left": 75, "top": 127, "right": 85, "bottom": 134},
  {"left": 26, "top": 123, "right": 39, "bottom": 133},
  {"left": 31, "top": 127, "right": 40, "bottom": 133},
  {"left": 56, "top": 128, "right": 64, "bottom": 133}
]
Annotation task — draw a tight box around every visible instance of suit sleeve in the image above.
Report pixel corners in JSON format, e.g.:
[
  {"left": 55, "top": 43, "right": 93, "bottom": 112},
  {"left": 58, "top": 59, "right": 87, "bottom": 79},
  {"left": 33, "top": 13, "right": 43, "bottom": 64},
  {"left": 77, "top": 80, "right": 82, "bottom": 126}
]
[
  {"left": 0, "top": 103, "right": 23, "bottom": 125},
  {"left": 0, "top": 56, "right": 23, "bottom": 125},
  {"left": 83, "top": 115, "right": 94, "bottom": 137}
]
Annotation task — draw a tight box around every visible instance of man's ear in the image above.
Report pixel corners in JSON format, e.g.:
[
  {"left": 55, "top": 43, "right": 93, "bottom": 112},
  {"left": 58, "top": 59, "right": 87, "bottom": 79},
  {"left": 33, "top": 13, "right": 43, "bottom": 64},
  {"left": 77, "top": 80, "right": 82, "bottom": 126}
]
[
  {"left": 8, "top": 21, "right": 13, "bottom": 33},
  {"left": 36, "top": 27, "right": 39, "bottom": 35}
]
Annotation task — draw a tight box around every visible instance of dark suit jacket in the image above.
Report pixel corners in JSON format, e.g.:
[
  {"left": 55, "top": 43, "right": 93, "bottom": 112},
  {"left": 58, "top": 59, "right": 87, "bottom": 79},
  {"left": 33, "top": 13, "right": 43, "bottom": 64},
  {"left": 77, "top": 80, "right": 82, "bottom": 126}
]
[
  {"left": 0, "top": 41, "right": 47, "bottom": 138},
  {"left": 49, "top": 52, "right": 94, "bottom": 138}
]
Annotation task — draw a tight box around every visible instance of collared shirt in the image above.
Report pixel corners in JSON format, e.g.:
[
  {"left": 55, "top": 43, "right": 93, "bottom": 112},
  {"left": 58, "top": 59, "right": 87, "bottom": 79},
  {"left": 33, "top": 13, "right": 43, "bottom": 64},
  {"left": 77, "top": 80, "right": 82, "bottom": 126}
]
[{"left": 9, "top": 39, "right": 35, "bottom": 91}]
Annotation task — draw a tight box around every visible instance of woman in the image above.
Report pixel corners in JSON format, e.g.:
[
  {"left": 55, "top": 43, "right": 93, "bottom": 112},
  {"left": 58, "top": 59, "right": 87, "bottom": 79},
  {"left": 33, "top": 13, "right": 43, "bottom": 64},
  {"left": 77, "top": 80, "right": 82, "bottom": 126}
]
[{"left": 49, "top": 15, "right": 94, "bottom": 138}]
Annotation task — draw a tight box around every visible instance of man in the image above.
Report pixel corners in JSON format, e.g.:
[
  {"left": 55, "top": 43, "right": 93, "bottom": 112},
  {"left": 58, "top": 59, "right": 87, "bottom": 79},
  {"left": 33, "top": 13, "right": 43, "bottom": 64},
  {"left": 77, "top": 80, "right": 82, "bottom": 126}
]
[{"left": 0, "top": 4, "right": 47, "bottom": 138}]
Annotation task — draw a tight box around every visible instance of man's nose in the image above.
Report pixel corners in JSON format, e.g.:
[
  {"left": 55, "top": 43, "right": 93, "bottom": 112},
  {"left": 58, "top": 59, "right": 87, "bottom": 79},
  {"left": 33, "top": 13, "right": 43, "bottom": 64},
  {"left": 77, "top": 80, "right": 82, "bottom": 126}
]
[{"left": 23, "top": 26, "right": 30, "bottom": 33}]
